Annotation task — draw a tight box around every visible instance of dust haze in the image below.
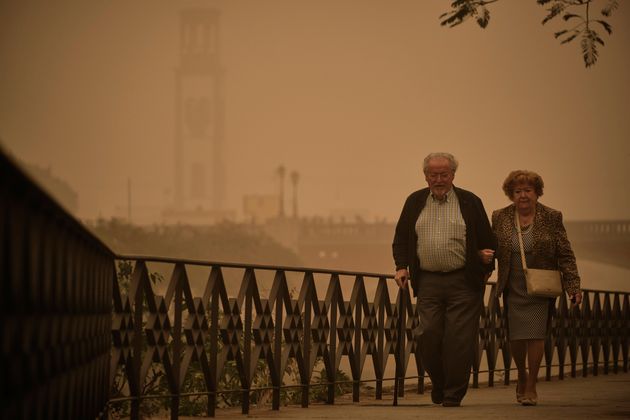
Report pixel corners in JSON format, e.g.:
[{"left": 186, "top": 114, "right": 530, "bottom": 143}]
[
  {"left": 1, "top": 1, "right": 629, "bottom": 286},
  {"left": 2, "top": 0, "right": 629, "bottom": 223}
]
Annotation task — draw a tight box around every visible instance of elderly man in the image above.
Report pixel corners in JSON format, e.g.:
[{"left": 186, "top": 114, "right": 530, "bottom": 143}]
[{"left": 392, "top": 152, "right": 496, "bottom": 407}]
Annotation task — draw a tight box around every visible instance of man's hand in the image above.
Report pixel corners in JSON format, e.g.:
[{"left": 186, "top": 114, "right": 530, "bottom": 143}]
[{"left": 395, "top": 268, "right": 409, "bottom": 289}]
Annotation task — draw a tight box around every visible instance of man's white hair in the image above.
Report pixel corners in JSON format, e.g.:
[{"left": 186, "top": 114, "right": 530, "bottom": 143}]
[{"left": 423, "top": 152, "right": 459, "bottom": 174}]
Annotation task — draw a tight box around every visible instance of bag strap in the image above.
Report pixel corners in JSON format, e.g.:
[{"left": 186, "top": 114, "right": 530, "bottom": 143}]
[{"left": 515, "top": 209, "right": 529, "bottom": 271}]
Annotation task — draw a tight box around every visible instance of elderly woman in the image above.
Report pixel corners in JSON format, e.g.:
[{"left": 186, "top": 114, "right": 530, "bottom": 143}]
[{"left": 487, "top": 170, "right": 582, "bottom": 406}]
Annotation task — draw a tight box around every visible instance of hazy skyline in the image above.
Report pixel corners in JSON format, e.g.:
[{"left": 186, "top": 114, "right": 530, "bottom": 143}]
[{"left": 1, "top": 0, "right": 629, "bottom": 223}]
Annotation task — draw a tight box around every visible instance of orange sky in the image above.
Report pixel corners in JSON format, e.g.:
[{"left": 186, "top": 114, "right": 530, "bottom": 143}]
[{"left": 1, "top": 0, "right": 629, "bottom": 223}]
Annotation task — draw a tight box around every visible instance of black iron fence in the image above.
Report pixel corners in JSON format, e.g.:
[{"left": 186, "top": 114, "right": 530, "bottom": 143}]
[
  {"left": 1, "top": 147, "right": 629, "bottom": 420},
  {"left": 1, "top": 149, "right": 113, "bottom": 419},
  {"left": 109, "top": 257, "right": 415, "bottom": 418},
  {"left": 108, "top": 255, "right": 630, "bottom": 419}
]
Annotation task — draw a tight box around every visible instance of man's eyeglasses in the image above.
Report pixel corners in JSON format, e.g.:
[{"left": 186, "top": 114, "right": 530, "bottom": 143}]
[{"left": 427, "top": 172, "right": 452, "bottom": 181}]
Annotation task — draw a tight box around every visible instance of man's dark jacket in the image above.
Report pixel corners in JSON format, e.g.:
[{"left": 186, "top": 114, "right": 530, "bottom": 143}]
[{"left": 392, "top": 186, "right": 497, "bottom": 295}]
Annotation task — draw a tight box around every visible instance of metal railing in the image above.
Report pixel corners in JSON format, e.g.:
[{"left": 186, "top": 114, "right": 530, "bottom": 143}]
[
  {"left": 1, "top": 148, "right": 114, "bottom": 419},
  {"left": 109, "top": 255, "right": 630, "bottom": 419},
  {"left": 109, "top": 256, "right": 407, "bottom": 418}
]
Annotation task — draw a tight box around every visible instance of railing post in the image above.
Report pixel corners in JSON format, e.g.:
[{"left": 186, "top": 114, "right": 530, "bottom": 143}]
[
  {"left": 171, "top": 267, "right": 182, "bottom": 420},
  {"left": 485, "top": 286, "right": 496, "bottom": 388},
  {"left": 622, "top": 294, "right": 629, "bottom": 373},
  {"left": 569, "top": 298, "right": 579, "bottom": 378},
  {"left": 611, "top": 293, "right": 621, "bottom": 374},
  {"left": 375, "top": 277, "right": 386, "bottom": 400},
  {"left": 352, "top": 276, "right": 363, "bottom": 403},
  {"left": 581, "top": 292, "right": 591, "bottom": 377},
  {"left": 272, "top": 270, "right": 285, "bottom": 410},
  {"left": 130, "top": 260, "right": 147, "bottom": 420},
  {"left": 592, "top": 292, "right": 602, "bottom": 377},
  {"left": 301, "top": 272, "right": 313, "bottom": 408},
  {"left": 207, "top": 267, "right": 220, "bottom": 418},
  {"left": 242, "top": 269, "right": 253, "bottom": 415},
  {"left": 557, "top": 295, "right": 568, "bottom": 380},
  {"left": 394, "top": 288, "right": 406, "bottom": 403},
  {"left": 327, "top": 274, "right": 339, "bottom": 405}
]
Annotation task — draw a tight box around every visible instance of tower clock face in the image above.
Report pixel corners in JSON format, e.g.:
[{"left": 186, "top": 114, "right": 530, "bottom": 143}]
[{"left": 182, "top": 76, "right": 215, "bottom": 140}]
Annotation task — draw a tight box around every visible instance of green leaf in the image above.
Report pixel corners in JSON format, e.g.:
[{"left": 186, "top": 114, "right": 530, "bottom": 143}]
[
  {"left": 451, "top": 0, "right": 469, "bottom": 7},
  {"left": 596, "top": 20, "right": 613, "bottom": 35},
  {"left": 554, "top": 29, "right": 568, "bottom": 39},
  {"left": 439, "top": 4, "right": 476, "bottom": 28},
  {"left": 581, "top": 30, "right": 599, "bottom": 68},
  {"left": 440, "top": 0, "right": 496, "bottom": 29},
  {"left": 602, "top": 0, "right": 619, "bottom": 17},
  {"left": 562, "top": 13, "right": 581, "bottom": 22},
  {"left": 542, "top": 4, "right": 566, "bottom": 25},
  {"left": 476, "top": 7, "right": 490, "bottom": 28}
]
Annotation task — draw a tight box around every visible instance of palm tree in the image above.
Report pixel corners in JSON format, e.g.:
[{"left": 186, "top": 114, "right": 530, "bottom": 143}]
[
  {"left": 290, "top": 170, "right": 299, "bottom": 219},
  {"left": 276, "top": 165, "right": 286, "bottom": 218}
]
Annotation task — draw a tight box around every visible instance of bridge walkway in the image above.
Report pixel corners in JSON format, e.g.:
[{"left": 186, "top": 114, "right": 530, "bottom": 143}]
[{"left": 208, "top": 372, "right": 630, "bottom": 420}]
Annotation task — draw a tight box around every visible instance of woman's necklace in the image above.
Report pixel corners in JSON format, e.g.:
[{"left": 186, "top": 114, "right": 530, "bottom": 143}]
[{"left": 518, "top": 212, "right": 534, "bottom": 228}]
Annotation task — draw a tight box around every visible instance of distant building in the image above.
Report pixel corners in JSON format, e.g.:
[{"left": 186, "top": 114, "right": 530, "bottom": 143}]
[
  {"left": 295, "top": 218, "right": 394, "bottom": 274},
  {"left": 255, "top": 216, "right": 395, "bottom": 274},
  {"left": 22, "top": 163, "right": 79, "bottom": 214},
  {"left": 243, "top": 194, "right": 281, "bottom": 224},
  {"left": 165, "top": 8, "right": 231, "bottom": 224},
  {"left": 161, "top": 206, "right": 236, "bottom": 225},
  {"left": 327, "top": 208, "right": 371, "bottom": 224}
]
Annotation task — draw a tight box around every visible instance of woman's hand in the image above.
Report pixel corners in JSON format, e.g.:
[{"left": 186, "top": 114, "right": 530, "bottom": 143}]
[
  {"left": 478, "top": 248, "right": 495, "bottom": 264},
  {"left": 570, "top": 291, "right": 583, "bottom": 306}
]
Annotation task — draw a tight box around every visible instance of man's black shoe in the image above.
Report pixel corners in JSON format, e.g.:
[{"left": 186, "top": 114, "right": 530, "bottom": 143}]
[{"left": 430, "top": 390, "right": 444, "bottom": 404}]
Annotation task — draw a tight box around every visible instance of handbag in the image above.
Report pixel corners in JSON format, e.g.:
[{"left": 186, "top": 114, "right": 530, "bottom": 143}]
[{"left": 515, "top": 211, "right": 563, "bottom": 298}]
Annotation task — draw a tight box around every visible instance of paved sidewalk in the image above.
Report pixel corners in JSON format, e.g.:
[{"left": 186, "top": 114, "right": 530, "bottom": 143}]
[{"left": 211, "top": 372, "right": 630, "bottom": 419}]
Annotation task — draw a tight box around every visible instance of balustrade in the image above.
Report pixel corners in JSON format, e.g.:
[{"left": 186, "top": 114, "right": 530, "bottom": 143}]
[{"left": 109, "top": 255, "right": 629, "bottom": 419}]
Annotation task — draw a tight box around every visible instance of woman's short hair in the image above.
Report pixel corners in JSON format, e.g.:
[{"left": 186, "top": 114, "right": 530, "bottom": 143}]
[
  {"left": 423, "top": 152, "right": 459, "bottom": 174},
  {"left": 502, "top": 170, "right": 544, "bottom": 198}
]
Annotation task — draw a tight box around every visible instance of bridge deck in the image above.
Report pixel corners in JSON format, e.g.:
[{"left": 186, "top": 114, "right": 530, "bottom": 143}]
[{"left": 206, "top": 372, "right": 630, "bottom": 419}]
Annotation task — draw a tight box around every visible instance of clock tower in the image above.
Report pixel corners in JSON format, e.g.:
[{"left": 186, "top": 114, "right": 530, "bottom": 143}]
[{"left": 172, "top": 9, "right": 226, "bottom": 219}]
